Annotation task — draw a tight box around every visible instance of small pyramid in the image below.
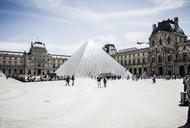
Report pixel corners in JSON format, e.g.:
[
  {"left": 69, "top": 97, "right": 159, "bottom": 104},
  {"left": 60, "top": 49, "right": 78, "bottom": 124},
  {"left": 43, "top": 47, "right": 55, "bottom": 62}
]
[
  {"left": 55, "top": 40, "right": 132, "bottom": 78},
  {"left": 0, "top": 71, "right": 5, "bottom": 77}
]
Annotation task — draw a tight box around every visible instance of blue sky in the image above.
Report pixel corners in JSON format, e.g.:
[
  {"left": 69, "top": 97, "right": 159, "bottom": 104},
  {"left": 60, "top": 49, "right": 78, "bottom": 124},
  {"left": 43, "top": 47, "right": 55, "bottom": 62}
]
[{"left": 0, "top": 0, "right": 190, "bottom": 55}]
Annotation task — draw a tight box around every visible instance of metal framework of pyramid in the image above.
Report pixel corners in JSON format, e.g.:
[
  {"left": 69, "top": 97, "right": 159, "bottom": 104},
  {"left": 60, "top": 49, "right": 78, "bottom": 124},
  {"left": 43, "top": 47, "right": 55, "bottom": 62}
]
[{"left": 55, "top": 40, "right": 132, "bottom": 78}]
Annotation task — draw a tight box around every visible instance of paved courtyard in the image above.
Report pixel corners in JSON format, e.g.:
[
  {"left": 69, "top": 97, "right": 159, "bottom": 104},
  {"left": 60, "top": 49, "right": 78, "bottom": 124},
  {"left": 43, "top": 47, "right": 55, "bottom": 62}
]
[{"left": 0, "top": 77, "right": 187, "bottom": 128}]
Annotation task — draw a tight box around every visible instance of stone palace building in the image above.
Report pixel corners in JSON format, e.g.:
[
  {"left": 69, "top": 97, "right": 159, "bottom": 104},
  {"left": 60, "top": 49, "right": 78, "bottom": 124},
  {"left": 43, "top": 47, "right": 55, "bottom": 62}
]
[
  {"left": 0, "top": 42, "right": 70, "bottom": 76},
  {"left": 112, "top": 17, "right": 190, "bottom": 77}
]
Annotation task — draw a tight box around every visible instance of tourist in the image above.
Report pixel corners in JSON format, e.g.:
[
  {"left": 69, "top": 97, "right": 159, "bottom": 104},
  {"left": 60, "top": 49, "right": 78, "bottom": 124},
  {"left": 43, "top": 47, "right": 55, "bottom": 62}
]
[
  {"left": 127, "top": 75, "right": 130, "bottom": 80},
  {"left": 97, "top": 76, "right": 101, "bottom": 88},
  {"left": 103, "top": 77, "right": 107, "bottom": 88},
  {"left": 152, "top": 75, "right": 156, "bottom": 83},
  {"left": 183, "top": 77, "right": 188, "bottom": 92},
  {"left": 71, "top": 74, "right": 75, "bottom": 86},
  {"left": 132, "top": 75, "right": 135, "bottom": 81},
  {"left": 65, "top": 76, "right": 70, "bottom": 86},
  {"left": 179, "top": 77, "right": 190, "bottom": 128}
]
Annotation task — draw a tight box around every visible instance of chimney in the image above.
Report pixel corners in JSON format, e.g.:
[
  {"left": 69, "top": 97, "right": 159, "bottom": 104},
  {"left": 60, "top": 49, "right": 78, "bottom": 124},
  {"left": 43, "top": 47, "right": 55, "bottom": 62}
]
[
  {"left": 174, "top": 17, "right": 179, "bottom": 27},
  {"left": 31, "top": 42, "right": 33, "bottom": 47},
  {"left": 152, "top": 24, "right": 156, "bottom": 30}
]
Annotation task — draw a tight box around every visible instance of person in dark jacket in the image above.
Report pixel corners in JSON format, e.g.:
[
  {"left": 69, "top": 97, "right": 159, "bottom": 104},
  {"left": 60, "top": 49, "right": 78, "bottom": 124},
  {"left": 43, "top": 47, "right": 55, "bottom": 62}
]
[
  {"left": 71, "top": 75, "right": 75, "bottom": 86},
  {"left": 179, "top": 77, "right": 190, "bottom": 128},
  {"left": 152, "top": 75, "right": 156, "bottom": 83},
  {"left": 65, "top": 76, "right": 70, "bottom": 86},
  {"left": 103, "top": 77, "right": 107, "bottom": 88},
  {"left": 183, "top": 77, "right": 188, "bottom": 92},
  {"left": 97, "top": 76, "right": 101, "bottom": 88}
]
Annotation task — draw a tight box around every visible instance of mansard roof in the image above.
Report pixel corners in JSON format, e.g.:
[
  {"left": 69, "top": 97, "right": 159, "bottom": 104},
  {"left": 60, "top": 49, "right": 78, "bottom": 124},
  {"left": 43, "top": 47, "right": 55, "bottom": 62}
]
[{"left": 151, "top": 18, "right": 185, "bottom": 36}]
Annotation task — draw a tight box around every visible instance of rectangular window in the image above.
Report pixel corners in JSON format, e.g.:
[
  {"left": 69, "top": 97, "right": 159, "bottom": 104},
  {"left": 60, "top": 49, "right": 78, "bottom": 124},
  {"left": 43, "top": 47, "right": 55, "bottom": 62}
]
[{"left": 177, "top": 36, "right": 180, "bottom": 42}]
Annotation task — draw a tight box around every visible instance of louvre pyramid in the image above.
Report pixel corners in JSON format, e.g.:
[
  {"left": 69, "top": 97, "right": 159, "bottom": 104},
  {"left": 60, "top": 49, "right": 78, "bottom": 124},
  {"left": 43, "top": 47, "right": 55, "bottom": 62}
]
[
  {"left": 55, "top": 40, "right": 132, "bottom": 78},
  {"left": 0, "top": 71, "right": 5, "bottom": 77}
]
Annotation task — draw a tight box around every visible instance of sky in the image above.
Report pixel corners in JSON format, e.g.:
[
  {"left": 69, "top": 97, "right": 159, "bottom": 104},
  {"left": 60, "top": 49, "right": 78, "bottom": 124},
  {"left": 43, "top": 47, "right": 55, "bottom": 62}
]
[{"left": 0, "top": 0, "right": 190, "bottom": 55}]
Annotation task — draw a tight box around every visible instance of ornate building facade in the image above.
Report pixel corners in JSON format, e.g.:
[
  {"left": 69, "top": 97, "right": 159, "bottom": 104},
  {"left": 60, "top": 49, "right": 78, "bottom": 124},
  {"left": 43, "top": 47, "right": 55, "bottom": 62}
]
[
  {"left": 113, "top": 17, "right": 190, "bottom": 77},
  {"left": 0, "top": 41, "right": 70, "bottom": 76}
]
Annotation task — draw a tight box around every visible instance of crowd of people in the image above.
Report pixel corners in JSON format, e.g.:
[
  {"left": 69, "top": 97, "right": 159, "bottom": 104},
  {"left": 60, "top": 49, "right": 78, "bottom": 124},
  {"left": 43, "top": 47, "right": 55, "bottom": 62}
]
[
  {"left": 8, "top": 74, "right": 59, "bottom": 82},
  {"left": 4, "top": 72, "right": 190, "bottom": 127}
]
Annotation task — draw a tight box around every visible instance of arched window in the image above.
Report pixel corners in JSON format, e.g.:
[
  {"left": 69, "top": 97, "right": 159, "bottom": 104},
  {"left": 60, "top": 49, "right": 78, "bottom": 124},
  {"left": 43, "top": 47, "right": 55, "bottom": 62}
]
[
  {"left": 134, "top": 68, "right": 137, "bottom": 75},
  {"left": 129, "top": 68, "right": 132, "bottom": 73},
  {"left": 8, "top": 69, "right": 11, "bottom": 74},
  {"left": 20, "top": 69, "right": 23, "bottom": 74},
  {"left": 3, "top": 69, "right": 6, "bottom": 74},
  {"left": 139, "top": 68, "right": 142, "bottom": 75},
  {"left": 14, "top": 69, "right": 17, "bottom": 74}
]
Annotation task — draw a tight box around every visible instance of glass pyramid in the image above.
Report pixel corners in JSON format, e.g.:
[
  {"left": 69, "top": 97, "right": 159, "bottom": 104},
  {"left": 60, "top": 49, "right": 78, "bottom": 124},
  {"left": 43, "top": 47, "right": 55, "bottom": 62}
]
[{"left": 55, "top": 40, "right": 132, "bottom": 78}]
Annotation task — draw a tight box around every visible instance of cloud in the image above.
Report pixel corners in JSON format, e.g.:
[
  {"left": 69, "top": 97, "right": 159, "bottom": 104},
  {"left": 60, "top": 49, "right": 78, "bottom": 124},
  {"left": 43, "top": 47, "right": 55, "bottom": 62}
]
[
  {"left": 91, "top": 32, "right": 150, "bottom": 51},
  {"left": 149, "top": 0, "right": 185, "bottom": 9},
  {"left": 0, "top": 41, "right": 76, "bottom": 55},
  {"left": 99, "top": 0, "right": 186, "bottom": 19},
  {"left": 1, "top": 0, "right": 188, "bottom": 54},
  {"left": 3, "top": 0, "right": 187, "bottom": 33},
  {"left": 9, "top": 0, "right": 187, "bottom": 23},
  {"left": 0, "top": 41, "right": 30, "bottom": 52}
]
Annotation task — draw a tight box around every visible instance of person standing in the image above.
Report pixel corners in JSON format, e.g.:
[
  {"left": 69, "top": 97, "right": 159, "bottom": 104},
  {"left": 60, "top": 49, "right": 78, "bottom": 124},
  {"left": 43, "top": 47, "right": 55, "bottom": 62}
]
[
  {"left": 103, "top": 77, "right": 107, "bottom": 88},
  {"left": 179, "top": 77, "right": 190, "bottom": 128},
  {"left": 183, "top": 77, "right": 188, "bottom": 92},
  {"left": 71, "top": 75, "right": 75, "bottom": 86},
  {"left": 186, "top": 77, "right": 190, "bottom": 126},
  {"left": 65, "top": 76, "right": 70, "bottom": 86},
  {"left": 97, "top": 76, "right": 101, "bottom": 88},
  {"left": 152, "top": 75, "right": 156, "bottom": 83}
]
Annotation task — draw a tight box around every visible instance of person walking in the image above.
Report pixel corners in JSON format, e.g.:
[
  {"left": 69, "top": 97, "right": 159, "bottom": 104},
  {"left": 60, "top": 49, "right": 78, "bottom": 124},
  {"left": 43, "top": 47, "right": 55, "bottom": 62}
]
[
  {"left": 103, "top": 77, "right": 107, "bottom": 88},
  {"left": 65, "top": 76, "right": 70, "bottom": 86},
  {"left": 97, "top": 76, "right": 101, "bottom": 88},
  {"left": 71, "top": 75, "right": 75, "bottom": 86}
]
